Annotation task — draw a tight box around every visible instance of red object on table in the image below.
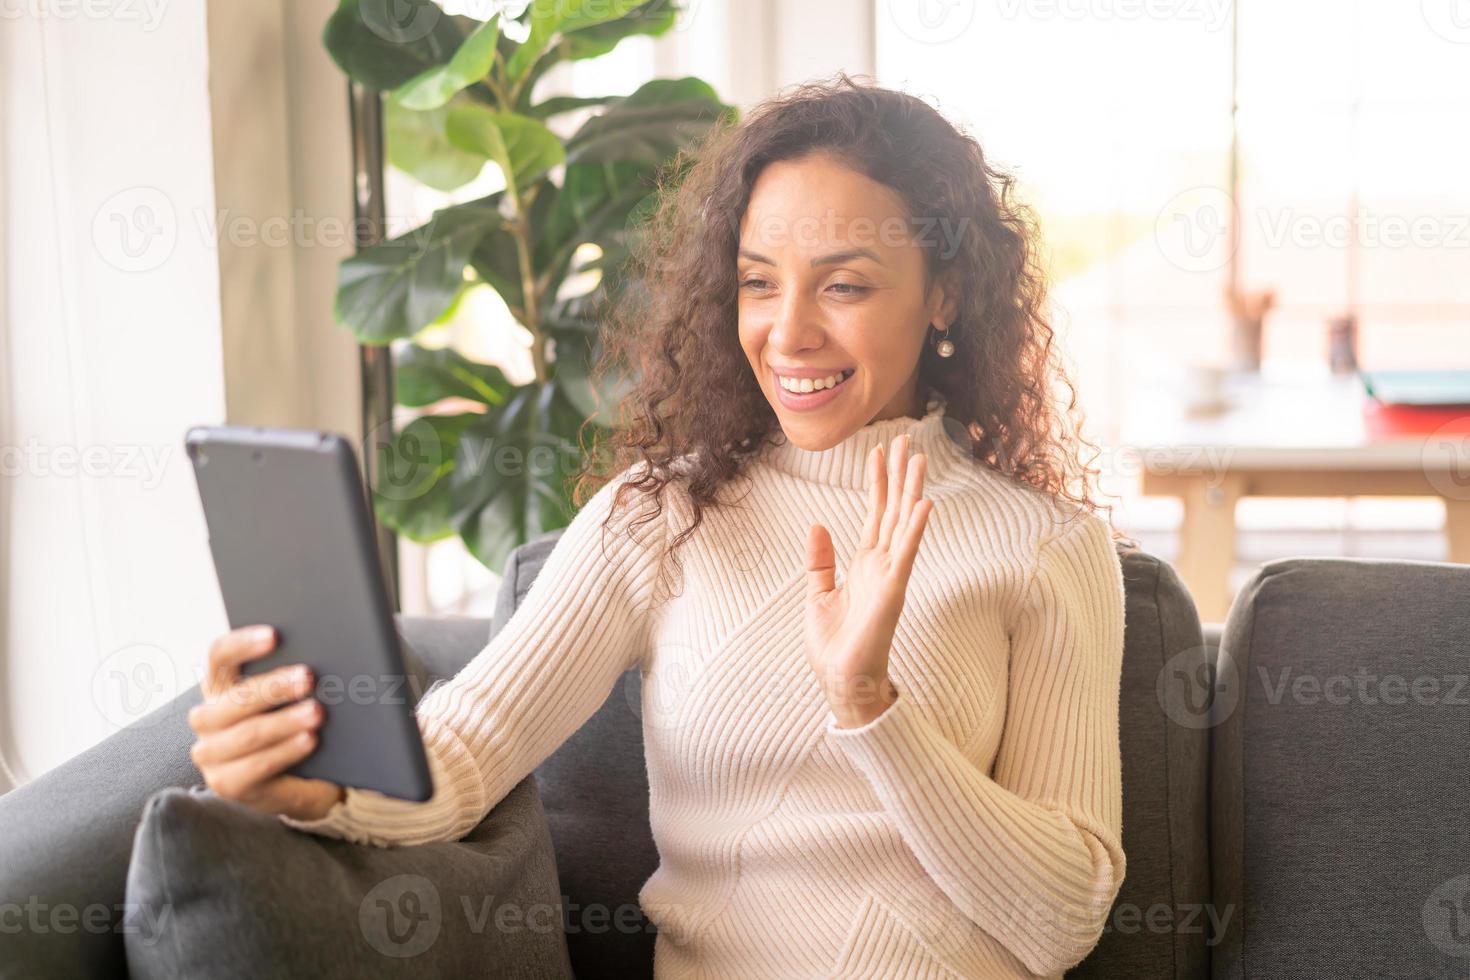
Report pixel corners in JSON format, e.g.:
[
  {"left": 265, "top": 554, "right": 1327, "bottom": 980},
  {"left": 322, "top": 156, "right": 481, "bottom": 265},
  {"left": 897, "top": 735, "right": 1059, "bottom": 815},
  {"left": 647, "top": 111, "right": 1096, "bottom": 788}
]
[{"left": 1362, "top": 399, "right": 1470, "bottom": 438}]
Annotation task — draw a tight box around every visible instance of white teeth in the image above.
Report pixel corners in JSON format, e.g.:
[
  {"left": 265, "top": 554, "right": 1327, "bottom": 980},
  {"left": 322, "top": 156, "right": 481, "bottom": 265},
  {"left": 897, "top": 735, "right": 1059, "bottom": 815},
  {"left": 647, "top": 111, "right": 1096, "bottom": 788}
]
[{"left": 777, "top": 370, "right": 851, "bottom": 393}]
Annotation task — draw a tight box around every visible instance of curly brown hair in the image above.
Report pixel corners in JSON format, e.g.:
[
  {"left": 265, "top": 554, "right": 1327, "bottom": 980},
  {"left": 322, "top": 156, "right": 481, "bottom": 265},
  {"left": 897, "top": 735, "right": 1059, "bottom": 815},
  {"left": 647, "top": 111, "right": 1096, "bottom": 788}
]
[{"left": 574, "top": 72, "right": 1134, "bottom": 576}]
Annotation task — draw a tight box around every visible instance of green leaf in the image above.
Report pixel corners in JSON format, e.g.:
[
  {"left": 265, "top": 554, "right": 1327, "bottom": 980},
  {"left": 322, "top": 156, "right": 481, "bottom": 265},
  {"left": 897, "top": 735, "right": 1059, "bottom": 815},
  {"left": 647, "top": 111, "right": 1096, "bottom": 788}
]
[
  {"left": 446, "top": 105, "right": 566, "bottom": 193},
  {"left": 449, "top": 383, "right": 590, "bottom": 572},
  {"left": 548, "top": 325, "right": 628, "bottom": 427},
  {"left": 335, "top": 198, "right": 502, "bottom": 344},
  {"left": 534, "top": 164, "right": 656, "bottom": 315},
  {"left": 560, "top": 0, "right": 679, "bottom": 61},
  {"left": 525, "top": 95, "right": 618, "bottom": 120},
  {"left": 560, "top": 0, "right": 657, "bottom": 34},
  {"left": 370, "top": 412, "right": 483, "bottom": 542},
  {"left": 322, "top": 0, "right": 471, "bottom": 91},
  {"left": 385, "top": 100, "right": 487, "bottom": 191},
  {"left": 468, "top": 222, "right": 526, "bottom": 315},
  {"left": 565, "top": 77, "right": 731, "bottom": 167},
  {"left": 506, "top": 0, "right": 652, "bottom": 81},
  {"left": 396, "top": 344, "right": 513, "bottom": 408},
  {"left": 392, "top": 15, "right": 501, "bottom": 110}
]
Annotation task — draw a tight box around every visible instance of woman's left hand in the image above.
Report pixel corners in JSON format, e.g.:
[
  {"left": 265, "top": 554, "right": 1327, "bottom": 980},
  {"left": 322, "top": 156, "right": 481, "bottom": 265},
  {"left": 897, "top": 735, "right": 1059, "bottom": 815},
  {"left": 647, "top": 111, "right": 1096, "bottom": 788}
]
[{"left": 804, "top": 433, "right": 934, "bottom": 728}]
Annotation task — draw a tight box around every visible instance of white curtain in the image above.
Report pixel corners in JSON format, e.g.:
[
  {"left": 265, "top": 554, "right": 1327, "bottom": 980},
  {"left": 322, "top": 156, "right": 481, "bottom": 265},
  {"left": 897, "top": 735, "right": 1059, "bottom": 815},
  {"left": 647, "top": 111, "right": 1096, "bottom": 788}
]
[{"left": 0, "top": 8, "right": 228, "bottom": 788}]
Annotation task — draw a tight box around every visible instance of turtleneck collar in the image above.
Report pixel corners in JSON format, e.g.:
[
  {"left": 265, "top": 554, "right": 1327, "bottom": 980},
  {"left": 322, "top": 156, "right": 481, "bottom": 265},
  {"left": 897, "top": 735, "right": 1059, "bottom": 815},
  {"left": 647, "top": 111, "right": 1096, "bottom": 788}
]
[{"left": 761, "top": 388, "right": 976, "bottom": 491}]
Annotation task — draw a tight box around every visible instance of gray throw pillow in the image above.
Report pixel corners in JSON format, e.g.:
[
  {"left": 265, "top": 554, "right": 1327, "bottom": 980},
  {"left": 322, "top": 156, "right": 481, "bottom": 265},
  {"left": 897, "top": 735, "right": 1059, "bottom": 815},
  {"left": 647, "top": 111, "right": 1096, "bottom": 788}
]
[{"left": 122, "top": 778, "right": 573, "bottom": 979}]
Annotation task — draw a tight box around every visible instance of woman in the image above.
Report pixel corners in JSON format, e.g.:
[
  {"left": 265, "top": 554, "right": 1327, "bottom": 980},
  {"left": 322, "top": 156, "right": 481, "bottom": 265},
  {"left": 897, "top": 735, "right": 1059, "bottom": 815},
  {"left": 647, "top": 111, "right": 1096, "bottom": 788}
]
[{"left": 187, "top": 74, "right": 1131, "bottom": 978}]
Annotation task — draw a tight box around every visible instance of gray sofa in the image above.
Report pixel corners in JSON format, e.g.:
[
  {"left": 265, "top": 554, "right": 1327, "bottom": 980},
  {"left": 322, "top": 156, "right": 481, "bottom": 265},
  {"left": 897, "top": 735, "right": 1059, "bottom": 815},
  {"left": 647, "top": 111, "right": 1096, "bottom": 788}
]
[{"left": 2, "top": 531, "right": 1466, "bottom": 978}]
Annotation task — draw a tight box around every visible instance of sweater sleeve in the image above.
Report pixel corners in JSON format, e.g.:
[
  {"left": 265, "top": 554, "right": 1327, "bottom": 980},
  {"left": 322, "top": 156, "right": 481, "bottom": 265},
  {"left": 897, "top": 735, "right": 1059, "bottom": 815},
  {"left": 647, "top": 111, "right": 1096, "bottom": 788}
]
[
  {"left": 279, "top": 465, "right": 665, "bottom": 848},
  {"left": 823, "top": 511, "right": 1127, "bottom": 977}
]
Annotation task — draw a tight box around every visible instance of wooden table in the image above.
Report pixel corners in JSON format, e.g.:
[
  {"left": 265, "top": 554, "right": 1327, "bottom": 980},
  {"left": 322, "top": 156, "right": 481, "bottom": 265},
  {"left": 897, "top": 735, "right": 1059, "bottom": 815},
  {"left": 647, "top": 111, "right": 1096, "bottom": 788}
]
[{"left": 1118, "top": 365, "right": 1470, "bottom": 621}]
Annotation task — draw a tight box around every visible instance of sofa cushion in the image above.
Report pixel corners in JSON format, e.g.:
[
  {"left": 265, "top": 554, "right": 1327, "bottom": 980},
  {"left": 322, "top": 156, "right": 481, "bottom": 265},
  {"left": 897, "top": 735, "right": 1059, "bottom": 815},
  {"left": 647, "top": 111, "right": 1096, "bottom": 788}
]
[
  {"left": 1211, "top": 557, "right": 1470, "bottom": 979},
  {"left": 1068, "top": 547, "right": 1212, "bottom": 979},
  {"left": 122, "top": 778, "right": 571, "bottom": 979}
]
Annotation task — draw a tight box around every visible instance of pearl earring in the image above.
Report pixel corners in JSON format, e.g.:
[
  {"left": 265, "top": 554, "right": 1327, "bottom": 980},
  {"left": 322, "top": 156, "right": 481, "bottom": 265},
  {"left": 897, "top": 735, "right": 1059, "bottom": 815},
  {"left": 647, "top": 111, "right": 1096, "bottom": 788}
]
[{"left": 932, "top": 323, "right": 955, "bottom": 358}]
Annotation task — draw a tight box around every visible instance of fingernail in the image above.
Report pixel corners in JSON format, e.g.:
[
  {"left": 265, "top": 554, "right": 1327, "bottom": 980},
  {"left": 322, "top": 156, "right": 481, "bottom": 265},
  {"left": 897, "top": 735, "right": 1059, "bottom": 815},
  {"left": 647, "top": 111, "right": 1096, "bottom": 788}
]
[
  {"left": 296, "top": 699, "right": 319, "bottom": 720},
  {"left": 250, "top": 625, "right": 274, "bottom": 644},
  {"left": 294, "top": 665, "right": 313, "bottom": 685}
]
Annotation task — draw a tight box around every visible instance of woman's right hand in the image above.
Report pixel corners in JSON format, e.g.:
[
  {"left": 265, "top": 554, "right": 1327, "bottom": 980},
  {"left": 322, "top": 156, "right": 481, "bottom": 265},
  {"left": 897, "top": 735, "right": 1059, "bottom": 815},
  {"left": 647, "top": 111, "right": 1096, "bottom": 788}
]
[{"left": 187, "top": 624, "right": 346, "bottom": 821}]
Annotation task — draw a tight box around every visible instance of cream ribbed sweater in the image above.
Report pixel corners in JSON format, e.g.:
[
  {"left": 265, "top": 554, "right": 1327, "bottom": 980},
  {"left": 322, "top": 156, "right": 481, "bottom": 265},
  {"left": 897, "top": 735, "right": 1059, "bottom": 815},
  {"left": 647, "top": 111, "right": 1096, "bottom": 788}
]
[{"left": 282, "top": 398, "right": 1128, "bottom": 979}]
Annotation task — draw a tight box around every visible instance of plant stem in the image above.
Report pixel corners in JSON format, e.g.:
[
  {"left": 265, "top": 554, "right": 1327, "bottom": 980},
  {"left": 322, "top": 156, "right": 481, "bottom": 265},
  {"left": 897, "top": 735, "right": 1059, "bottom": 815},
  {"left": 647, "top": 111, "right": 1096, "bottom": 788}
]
[
  {"left": 488, "top": 49, "right": 511, "bottom": 109},
  {"left": 491, "top": 40, "right": 545, "bottom": 383},
  {"left": 508, "top": 184, "right": 547, "bottom": 384}
]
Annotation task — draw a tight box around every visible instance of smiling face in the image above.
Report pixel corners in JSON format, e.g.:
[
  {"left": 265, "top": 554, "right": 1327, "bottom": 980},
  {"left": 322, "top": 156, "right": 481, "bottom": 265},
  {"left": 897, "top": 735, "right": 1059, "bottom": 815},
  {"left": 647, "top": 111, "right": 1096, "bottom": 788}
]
[{"left": 736, "top": 152, "right": 955, "bottom": 451}]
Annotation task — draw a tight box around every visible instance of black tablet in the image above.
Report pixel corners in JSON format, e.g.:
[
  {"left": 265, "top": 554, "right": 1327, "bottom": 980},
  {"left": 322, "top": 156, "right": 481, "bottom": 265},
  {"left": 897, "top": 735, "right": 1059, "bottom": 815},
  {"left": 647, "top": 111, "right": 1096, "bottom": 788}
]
[{"left": 185, "top": 425, "right": 433, "bottom": 802}]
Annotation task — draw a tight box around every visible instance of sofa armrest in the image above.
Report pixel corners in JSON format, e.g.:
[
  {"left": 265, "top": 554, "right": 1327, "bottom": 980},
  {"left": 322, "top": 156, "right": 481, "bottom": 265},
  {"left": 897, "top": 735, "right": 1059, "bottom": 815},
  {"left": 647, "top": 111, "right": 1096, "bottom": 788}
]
[
  {"left": 0, "top": 614, "right": 493, "bottom": 979},
  {"left": 0, "top": 684, "right": 202, "bottom": 979}
]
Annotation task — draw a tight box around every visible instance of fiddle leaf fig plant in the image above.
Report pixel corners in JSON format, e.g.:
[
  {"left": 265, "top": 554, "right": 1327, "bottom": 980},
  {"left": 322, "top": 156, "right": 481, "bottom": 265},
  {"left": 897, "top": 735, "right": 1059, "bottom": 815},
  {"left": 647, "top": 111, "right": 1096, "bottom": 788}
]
[{"left": 322, "top": 0, "right": 735, "bottom": 573}]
